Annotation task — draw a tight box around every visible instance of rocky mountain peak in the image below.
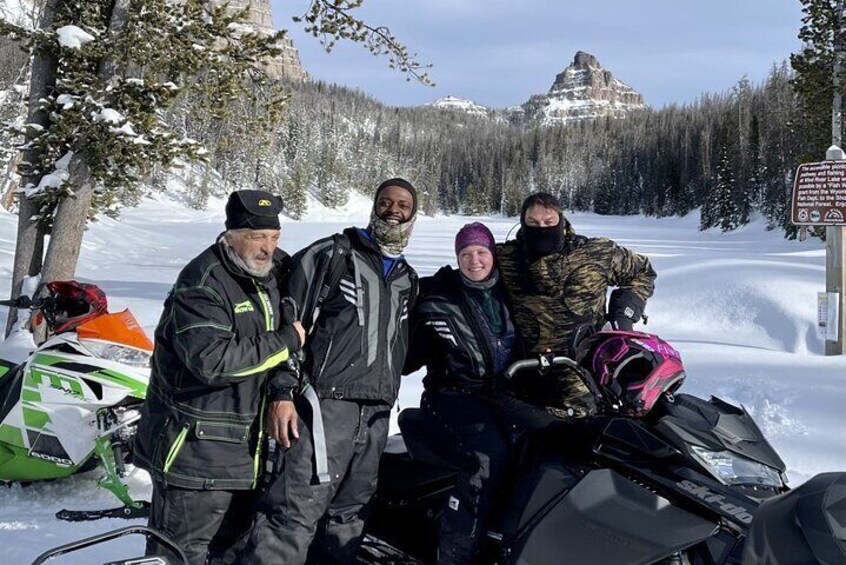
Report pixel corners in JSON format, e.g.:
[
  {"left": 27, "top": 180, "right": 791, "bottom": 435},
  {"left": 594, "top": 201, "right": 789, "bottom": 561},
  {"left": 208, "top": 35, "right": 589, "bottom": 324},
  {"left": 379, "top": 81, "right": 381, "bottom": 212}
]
[
  {"left": 573, "top": 50, "right": 600, "bottom": 69},
  {"left": 208, "top": 0, "right": 307, "bottom": 81},
  {"left": 521, "top": 50, "right": 646, "bottom": 125}
]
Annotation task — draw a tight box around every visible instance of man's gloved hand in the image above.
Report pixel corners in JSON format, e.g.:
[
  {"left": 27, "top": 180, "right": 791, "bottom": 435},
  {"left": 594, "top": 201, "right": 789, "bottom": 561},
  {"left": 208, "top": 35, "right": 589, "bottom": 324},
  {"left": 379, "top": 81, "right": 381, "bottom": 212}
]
[{"left": 608, "top": 289, "right": 645, "bottom": 331}]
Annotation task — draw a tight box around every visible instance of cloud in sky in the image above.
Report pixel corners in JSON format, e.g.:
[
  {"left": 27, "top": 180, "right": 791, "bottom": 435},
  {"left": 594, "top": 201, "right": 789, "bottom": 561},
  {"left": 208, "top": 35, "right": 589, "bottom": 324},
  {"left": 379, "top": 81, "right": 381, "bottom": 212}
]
[{"left": 272, "top": 0, "right": 803, "bottom": 109}]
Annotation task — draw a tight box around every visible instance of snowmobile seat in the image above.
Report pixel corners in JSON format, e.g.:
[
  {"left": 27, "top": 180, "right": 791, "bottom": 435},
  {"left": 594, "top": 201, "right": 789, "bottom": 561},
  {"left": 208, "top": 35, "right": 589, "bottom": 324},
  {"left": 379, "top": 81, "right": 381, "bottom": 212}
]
[{"left": 398, "top": 408, "right": 460, "bottom": 471}]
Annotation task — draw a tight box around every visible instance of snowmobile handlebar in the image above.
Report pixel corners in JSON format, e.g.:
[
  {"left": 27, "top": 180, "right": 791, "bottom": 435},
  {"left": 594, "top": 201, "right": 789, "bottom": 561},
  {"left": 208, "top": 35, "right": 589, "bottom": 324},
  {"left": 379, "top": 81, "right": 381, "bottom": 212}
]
[
  {"left": 503, "top": 354, "right": 607, "bottom": 409},
  {"left": 0, "top": 295, "right": 34, "bottom": 309},
  {"left": 30, "top": 525, "right": 188, "bottom": 564},
  {"left": 503, "top": 355, "right": 584, "bottom": 380}
]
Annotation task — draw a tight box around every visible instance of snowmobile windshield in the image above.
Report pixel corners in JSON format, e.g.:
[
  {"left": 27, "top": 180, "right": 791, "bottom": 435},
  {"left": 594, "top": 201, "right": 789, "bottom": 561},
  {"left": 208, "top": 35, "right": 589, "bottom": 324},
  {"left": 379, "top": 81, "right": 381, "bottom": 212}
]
[
  {"left": 77, "top": 310, "right": 153, "bottom": 370},
  {"left": 77, "top": 310, "right": 153, "bottom": 352}
]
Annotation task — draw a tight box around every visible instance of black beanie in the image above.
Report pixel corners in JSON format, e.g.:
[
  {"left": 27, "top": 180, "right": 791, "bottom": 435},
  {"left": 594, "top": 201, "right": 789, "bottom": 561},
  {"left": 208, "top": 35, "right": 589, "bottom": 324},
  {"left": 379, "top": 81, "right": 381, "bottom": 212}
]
[
  {"left": 225, "top": 190, "right": 283, "bottom": 230},
  {"left": 374, "top": 178, "right": 417, "bottom": 217}
]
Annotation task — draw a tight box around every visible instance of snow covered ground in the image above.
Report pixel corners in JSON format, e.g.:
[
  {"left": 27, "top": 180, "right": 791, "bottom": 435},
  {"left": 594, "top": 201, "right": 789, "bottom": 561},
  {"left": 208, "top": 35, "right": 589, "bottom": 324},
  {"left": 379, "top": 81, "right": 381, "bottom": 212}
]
[{"left": 0, "top": 192, "right": 844, "bottom": 563}]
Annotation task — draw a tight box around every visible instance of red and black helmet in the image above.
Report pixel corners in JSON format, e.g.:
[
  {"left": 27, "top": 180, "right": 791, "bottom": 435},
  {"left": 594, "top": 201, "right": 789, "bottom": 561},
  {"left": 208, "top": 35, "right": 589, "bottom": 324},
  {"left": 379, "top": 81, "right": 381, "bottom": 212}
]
[{"left": 39, "top": 280, "right": 108, "bottom": 334}]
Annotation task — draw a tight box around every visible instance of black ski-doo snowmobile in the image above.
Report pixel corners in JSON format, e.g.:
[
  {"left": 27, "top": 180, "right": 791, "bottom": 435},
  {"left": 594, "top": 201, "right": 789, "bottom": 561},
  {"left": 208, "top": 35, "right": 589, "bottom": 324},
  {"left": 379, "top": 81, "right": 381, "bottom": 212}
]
[{"left": 361, "top": 330, "right": 846, "bottom": 564}]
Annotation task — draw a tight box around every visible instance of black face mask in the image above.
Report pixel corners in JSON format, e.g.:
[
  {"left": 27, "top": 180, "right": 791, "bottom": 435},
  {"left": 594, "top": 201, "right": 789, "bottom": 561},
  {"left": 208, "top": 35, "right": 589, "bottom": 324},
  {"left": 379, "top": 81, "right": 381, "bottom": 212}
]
[{"left": 521, "top": 224, "right": 564, "bottom": 257}]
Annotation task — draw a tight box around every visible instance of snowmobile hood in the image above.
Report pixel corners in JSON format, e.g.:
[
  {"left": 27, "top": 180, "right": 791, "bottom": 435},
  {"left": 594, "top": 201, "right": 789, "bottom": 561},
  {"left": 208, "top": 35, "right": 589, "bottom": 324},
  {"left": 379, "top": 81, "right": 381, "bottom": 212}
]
[{"left": 654, "top": 393, "right": 786, "bottom": 473}]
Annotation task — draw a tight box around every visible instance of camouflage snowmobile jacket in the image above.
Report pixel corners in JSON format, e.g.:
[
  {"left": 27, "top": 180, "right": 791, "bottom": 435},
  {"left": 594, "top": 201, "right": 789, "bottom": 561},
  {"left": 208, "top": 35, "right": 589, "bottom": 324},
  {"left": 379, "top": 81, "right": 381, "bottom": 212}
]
[
  {"left": 497, "top": 233, "right": 655, "bottom": 419},
  {"left": 497, "top": 233, "right": 656, "bottom": 356}
]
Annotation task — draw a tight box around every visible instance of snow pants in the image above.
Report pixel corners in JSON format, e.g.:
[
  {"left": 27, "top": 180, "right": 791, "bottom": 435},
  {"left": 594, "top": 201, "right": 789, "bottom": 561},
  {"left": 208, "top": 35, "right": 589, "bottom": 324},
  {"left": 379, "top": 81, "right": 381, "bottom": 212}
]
[
  {"left": 146, "top": 481, "right": 256, "bottom": 565},
  {"left": 241, "top": 397, "right": 391, "bottom": 565},
  {"left": 422, "top": 390, "right": 558, "bottom": 565}
]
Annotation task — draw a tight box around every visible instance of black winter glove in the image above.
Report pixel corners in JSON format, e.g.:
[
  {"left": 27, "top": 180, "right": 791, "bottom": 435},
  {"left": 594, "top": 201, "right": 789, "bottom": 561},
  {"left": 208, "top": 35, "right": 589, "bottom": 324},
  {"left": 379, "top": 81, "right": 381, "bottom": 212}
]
[{"left": 608, "top": 288, "right": 646, "bottom": 331}]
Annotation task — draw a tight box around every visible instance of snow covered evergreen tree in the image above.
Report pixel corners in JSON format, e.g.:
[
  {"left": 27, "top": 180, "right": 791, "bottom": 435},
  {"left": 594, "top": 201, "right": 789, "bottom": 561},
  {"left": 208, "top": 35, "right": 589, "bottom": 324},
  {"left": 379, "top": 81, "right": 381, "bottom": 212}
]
[
  {"left": 791, "top": 0, "right": 846, "bottom": 158},
  {"left": 1, "top": 0, "right": 287, "bottom": 332},
  {"left": 704, "top": 141, "right": 742, "bottom": 232}
]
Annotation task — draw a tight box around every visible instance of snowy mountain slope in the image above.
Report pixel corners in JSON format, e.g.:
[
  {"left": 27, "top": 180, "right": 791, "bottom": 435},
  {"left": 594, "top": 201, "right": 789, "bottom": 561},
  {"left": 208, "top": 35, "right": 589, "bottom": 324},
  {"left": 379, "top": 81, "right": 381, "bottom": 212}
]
[
  {"left": 428, "top": 96, "right": 491, "bottom": 119},
  {"left": 0, "top": 198, "right": 843, "bottom": 563}
]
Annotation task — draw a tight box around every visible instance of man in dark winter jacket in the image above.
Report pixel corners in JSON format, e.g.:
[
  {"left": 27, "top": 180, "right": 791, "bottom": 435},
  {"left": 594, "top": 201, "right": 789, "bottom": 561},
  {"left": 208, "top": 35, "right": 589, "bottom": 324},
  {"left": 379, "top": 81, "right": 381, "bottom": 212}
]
[
  {"left": 497, "top": 191, "right": 656, "bottom": 416},
  {"left": 242, "top": 178, "right": 419, "bottom": 565},
  {"left": 134, "top": 190, "right": 305, "bottom": 565}
]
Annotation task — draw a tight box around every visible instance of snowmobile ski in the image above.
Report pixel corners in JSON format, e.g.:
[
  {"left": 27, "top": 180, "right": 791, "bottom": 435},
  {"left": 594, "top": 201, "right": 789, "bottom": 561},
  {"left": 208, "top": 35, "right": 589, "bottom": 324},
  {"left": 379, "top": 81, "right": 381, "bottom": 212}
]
[{"left": 55, "top": 500, "right": 149, "bottom": 522}]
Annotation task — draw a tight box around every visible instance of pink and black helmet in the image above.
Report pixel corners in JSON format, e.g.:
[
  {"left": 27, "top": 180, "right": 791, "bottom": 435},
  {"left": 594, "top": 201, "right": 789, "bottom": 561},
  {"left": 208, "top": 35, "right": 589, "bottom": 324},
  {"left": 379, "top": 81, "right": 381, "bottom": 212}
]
[{"left": 576, "top": 330, "right": 686, "bottom": 417}]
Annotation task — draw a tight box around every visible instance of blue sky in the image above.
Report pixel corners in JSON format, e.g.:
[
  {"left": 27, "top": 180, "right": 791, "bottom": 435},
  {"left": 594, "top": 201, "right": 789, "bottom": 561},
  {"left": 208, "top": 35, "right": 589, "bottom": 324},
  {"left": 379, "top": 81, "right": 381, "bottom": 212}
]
[{"left": 271, "top": 1, "right": 804, "bottom": 109}]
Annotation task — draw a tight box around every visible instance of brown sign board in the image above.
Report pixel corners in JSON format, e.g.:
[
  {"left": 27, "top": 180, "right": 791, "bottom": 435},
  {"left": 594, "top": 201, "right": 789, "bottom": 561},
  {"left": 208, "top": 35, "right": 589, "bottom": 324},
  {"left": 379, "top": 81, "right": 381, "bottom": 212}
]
[{"left": 791, "top": 160, "right": 846, "bottom": 225}]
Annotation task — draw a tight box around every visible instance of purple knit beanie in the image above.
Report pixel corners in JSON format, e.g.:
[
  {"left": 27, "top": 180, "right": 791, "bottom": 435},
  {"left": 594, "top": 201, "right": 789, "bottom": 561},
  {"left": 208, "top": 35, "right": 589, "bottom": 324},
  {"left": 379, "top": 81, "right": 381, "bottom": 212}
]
[{"left": 454, "top": 222, "right": 496, "bottom": 256}]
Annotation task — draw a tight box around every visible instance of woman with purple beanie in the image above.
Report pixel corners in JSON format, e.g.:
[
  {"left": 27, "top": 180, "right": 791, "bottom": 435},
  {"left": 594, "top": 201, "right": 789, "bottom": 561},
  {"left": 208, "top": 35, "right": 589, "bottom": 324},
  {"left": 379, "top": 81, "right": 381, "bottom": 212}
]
[{"left": 404, "top": 222, "right": 555, "bottom": 564}]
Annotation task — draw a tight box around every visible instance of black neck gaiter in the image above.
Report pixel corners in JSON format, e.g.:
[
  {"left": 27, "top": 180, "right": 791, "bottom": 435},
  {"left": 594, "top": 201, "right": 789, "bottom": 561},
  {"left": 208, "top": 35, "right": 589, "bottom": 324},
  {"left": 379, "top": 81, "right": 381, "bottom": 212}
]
[{"left": 521, "top": 225, "right": 564, "bottom": 257}]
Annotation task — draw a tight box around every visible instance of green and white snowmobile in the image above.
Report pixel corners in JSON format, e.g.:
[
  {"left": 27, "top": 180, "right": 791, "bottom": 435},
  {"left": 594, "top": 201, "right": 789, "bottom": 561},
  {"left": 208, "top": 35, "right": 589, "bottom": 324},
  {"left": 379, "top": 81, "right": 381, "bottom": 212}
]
[{"left": 0, "top": 280, "right": 152, "bottom": 521}]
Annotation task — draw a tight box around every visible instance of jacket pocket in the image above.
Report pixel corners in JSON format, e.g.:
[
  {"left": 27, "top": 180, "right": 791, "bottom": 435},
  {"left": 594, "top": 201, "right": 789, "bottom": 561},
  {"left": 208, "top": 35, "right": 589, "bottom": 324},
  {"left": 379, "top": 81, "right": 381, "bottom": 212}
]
[
  {"left": 194, "top": 421, "right": 250, "bottom": 444},
  {"left": 162, "top": 423, "right": 190, "bottom": 473},
  {"left": 149, "top": 416, "right": 170, "bottom": 469},
  {"left": 317, "top": 337, "right": 334, "bottom": 381}
]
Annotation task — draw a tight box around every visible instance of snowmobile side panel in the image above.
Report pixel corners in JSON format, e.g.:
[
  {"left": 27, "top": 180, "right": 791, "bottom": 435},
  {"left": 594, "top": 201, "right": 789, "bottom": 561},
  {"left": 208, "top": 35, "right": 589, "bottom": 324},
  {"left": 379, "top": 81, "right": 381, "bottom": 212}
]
[
  {"left": 0, "top": 439, "right": 84, "bottom": 480},
  {"left": 512, "top": 468, "right": 718, "bottom": 565},
  {"left": 743, "top": 472, "right": 846, "bottom": 565},
  {"left": 500, "top": 451, "right": 585, "bottom": 537},
  {"left": 598, "top": 417, "right": 679, "bottom": 459}
]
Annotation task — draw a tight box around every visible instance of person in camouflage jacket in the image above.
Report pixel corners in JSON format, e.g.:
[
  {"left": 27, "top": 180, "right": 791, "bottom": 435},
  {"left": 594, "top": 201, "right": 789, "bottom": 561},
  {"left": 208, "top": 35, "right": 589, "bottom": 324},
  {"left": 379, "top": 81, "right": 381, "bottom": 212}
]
[{"left": 497, "top": 192, "right": 656, "bottom": 417}]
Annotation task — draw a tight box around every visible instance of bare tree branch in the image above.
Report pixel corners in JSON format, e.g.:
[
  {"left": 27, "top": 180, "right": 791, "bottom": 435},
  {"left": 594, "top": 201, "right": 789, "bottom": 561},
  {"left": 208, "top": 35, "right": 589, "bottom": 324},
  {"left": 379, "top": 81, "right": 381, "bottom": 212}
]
[{"left": 294, "top": 0, "right": 434, "bottom": 86}]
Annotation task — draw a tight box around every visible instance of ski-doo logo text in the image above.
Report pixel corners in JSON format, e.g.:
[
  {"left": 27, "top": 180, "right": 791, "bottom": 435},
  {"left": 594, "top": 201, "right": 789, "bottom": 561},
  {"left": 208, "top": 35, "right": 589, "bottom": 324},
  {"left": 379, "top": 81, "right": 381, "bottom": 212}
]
[{"left": 677, "top": 479, "right": 754, "bottom": 524}]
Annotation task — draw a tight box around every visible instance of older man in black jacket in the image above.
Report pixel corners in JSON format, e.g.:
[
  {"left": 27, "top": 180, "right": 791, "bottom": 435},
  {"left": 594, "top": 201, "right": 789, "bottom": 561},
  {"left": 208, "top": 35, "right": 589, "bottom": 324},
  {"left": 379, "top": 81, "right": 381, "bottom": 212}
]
[
  {"left": 243, "top": 178, "right": 419, "bottom": 565},
  {"left": 134, "top": 190, "right": 304, "bottom": 565}
]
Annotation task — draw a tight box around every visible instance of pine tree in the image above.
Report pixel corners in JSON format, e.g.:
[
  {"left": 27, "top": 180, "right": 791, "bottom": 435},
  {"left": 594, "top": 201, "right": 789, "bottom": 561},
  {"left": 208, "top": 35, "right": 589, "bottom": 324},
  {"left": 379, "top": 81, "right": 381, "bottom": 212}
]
[
  {"left": 710, "top": 141, "right": 742, "bottom": 232},
  {"left": 317, "top": 140, "right": 349, "bottom": 208},
  {"left": 791, "top": 0, "right": 846, "bottom": 158},
  {"left": 282, "top": 156, "right": 310, "bottom": 219},
  {"left": 0, "top": 0, "right": 289, "bottom": 326}
]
